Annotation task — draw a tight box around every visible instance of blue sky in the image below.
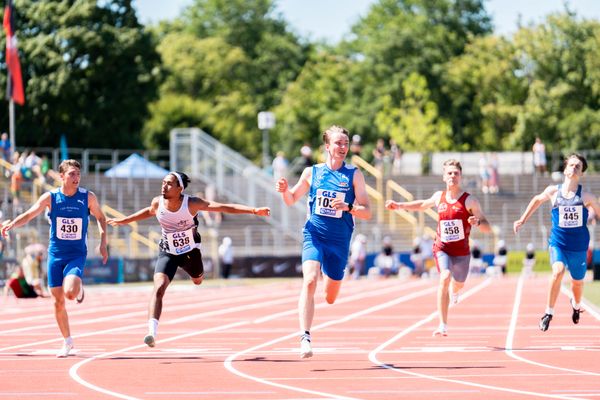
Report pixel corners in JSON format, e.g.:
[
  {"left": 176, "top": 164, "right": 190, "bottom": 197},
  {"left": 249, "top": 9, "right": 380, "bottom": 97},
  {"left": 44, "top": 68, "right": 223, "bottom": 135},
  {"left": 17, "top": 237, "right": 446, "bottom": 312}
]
[{"left": 134, "top": 0, "right": 600, "bottom": 42}]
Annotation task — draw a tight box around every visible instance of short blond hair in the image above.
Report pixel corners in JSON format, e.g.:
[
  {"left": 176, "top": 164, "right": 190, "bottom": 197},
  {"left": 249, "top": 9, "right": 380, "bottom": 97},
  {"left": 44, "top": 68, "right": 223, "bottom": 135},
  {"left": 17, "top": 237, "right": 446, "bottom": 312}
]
[
  {"left": 442, "top": 159, "right": 462, "bottom": 172},
  {"left": 322, "top": 125, "right": 350, "bottom": 144},
  {"left": 58, "top": 159, "right": 81, "bottom": 174}
]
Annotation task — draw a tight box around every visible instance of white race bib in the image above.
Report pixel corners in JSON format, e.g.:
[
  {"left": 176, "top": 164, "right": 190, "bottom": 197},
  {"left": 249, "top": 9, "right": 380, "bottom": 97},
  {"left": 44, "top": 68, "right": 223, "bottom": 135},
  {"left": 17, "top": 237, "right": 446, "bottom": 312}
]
[
  {"left": 439, "top": 219, "right": 465, "bottom": 242},
  {"left": 56, "top": 217, "right": 83, "bottom": 240},
  {"left": 558, "top": 205, "right": 583, "bottom": 228},
  {"left": 315, "top": 189, "right": 344, "bottom": 219},
  {"left": 165, "top": 228, "right": 196, "bottom": 255}
]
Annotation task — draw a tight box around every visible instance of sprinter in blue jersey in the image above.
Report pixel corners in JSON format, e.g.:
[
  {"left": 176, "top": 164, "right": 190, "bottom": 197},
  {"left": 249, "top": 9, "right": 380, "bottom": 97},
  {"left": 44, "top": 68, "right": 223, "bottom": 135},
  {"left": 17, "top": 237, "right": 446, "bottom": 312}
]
[
  {"left": 276, "top": 125, "right": 371, "bottom": 358},
  {"left": 514, "top": 154, "right": 600, "bottom": 332},
  {"left": 1, "top": 159, "right": 108, "bottom": 357}
]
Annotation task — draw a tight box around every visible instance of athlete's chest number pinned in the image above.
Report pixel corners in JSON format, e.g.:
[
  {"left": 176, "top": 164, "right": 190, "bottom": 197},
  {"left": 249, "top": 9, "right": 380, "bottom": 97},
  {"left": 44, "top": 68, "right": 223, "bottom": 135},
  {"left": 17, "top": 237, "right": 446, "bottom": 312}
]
[
  {"left": 56, "top": 218, "right": 83, "bottom": 240},
  {"left": 440, "top": 219, "right": 465, "bottom": 242},
  {"left": 558, "top": 205, "right": 583, "bottom": 228},
  {"left": 166, "top": 228, "right": 195, "bottom": 255},
  {"left": 315, "top": 189, "right": 344, "bottom": 219}
]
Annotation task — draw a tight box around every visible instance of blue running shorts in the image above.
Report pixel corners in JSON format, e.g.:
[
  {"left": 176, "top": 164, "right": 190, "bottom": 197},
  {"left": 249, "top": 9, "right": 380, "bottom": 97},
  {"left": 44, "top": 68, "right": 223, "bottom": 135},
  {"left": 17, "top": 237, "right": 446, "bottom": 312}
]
[
  {"left": 302, "top": 229, "right": 350, "bottom": 281},
  {"left": 549, "top": 246, "right": 587, "bottom": 280},
  {"left": 47, "top": 253, "right": 87, "bottom": 288}
]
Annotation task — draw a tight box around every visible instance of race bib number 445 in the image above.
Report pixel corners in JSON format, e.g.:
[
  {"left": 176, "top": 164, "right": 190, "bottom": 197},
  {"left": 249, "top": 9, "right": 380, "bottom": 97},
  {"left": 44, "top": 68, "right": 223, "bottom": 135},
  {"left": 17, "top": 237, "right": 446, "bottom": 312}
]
[
  {"left": 559, "top": 205, "right": 583, "bottom": 228},
  {"left": 56, "top": 217, "right": 83, "bottom": 240},
  {"left": 166, "top": 228, "right": 195, "bottom": 255},
  {"left": 315, "top": 189, "right": 344, "bottom": 218},
  {"left": 440, "top": 219, "right": 465, "bottom": 243}
]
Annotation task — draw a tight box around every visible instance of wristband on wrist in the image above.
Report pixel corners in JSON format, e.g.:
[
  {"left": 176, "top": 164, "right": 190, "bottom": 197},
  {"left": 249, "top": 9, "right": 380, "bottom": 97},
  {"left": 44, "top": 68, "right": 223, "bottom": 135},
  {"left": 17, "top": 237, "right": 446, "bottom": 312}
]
[{"left": 347, "top": 203, "right": 354, "bottom": 213}]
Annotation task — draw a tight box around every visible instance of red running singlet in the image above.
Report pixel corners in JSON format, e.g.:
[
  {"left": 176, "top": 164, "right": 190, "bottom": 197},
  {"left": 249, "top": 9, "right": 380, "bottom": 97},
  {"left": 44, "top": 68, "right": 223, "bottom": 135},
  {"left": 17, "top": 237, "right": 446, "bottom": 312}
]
[{"left": 433, "top": 191, "right": 472, "bottom": 256}]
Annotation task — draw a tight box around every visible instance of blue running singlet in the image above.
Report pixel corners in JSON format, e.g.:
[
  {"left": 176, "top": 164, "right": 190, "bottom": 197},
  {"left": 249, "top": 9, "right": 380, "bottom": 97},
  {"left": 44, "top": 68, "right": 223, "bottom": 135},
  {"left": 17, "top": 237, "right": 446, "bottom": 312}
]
[
  {"left": 48, "top": 187, "right": 90, "bottom": 257},
  {"left": 549, "top": 184, "right": 589, "bottom": 252}
]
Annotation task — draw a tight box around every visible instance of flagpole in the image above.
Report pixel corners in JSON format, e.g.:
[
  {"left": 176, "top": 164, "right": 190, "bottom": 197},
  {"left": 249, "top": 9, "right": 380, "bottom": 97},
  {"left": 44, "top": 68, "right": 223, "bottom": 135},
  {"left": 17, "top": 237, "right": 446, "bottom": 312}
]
[{"left": 9, "top": 97, "right": 15, "bottom": 155}]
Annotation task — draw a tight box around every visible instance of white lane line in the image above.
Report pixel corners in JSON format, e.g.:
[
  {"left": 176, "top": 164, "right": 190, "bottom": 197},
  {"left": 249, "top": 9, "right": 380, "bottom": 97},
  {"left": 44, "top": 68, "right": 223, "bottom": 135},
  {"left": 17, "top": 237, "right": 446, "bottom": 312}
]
[
  {"left": 69, "top": 321, "right": 249, "bottom": 400},
  {"left": 253, "top": 279, "right": 430, "bottom": 324},
  {"left": 368, "top": 279, "right": 583, "bottom": 400},
  {"left": 0, "top": 291, "right": 298, "bottom": 353},
  {"left": 66, "top": 280, "right": 424, "bottom": 400},
  {"left": 145, "top": 391, "right": 276, "bottom": 395},
  {"left": 224, "top": 284, "right": 439, "bottom": 400},
  {"left": 505, "top": 276, "right": 600, "bottom": 377}
]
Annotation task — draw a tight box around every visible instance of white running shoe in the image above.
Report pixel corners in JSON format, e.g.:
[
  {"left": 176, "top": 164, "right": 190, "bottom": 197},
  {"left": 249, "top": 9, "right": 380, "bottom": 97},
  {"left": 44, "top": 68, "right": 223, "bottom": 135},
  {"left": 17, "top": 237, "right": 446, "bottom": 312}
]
[
  {"left": 56, "top": 341, "right": 74, "bottom": 358},
  {"left": 432, "top": 326, "right": 448, "bottom": 337},
  {"left": 144, "top": 334, "right": 156, "bottom": 348},
  {"left": 450, "top": 291, "right": 459, "bottom": 305},
  {"left": 300, "top": 334, "right": 313, "bottom": 359}
]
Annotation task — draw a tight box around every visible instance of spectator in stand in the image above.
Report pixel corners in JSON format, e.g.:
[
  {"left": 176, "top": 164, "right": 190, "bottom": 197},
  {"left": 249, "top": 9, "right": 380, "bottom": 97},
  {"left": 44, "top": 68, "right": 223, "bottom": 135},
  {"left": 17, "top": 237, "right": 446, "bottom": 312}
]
[
  {"left": 0, "top": 132, "right": 11, "bottom": 163},
  {"left": 488, "top": 153, "right": 499, "bottom": 194},
  {"left": 22, "top": 250, "right": 48, "bottom": 297},
  {"left": 389, "top": 138, "right": 402, "bottom": 176},
  {"left": 348, "top": 233, "right": 367, "bottom": 279},
  {"left": 4, "top": 265, "right": 39, "bottom": 298},
  {"left": 374, "top": 236, "right": 399, "bottom": 278},
  {"left": 272, "top": 151, "right": 289, "bottom": 181},
  {"left": 479, "top": 154, "right": 490, "bottom": 194},
  {"left": 218, "top": 236, "right": 234, "bottom": 279},
  {"left": 300, "top": 143, "right": 313, "bottom": 168},
  {"left": 410, "top": 237, "right": 424, "bottom": 277},
  {"left": 532, "top": 137, "right": 547, "bottom": 175},
  {"left": 523, "top": 242, "right": 536, "bottom": 277},
  {"left": 10, "top": 151, "right": 23, "bottom": 206},
  {"left": 493, "top": 240, "right": 508, "bottom": 274},
  {"left": 469, "top": 241, "right": 485, "bottom": 274},
  {"left": 372, "top": 138, "right": 386, "bottom": 173},
  {"left": 350, "top": 135, "right": 362, "bottom": 158}
]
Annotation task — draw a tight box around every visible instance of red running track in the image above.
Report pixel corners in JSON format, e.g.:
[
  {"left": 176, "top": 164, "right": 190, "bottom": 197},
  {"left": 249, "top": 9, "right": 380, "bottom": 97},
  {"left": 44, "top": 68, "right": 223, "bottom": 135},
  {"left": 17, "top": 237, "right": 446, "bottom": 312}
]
[{"left": 1, "top": 275, "right": 599, "bottom": 400}]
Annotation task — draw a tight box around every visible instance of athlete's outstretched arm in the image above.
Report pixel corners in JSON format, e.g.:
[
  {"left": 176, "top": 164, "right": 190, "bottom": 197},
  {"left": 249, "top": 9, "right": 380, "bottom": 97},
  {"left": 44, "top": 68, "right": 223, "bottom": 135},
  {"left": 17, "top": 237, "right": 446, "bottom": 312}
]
[
  {"left": 276, "top": 166, "right": 311, "bottom": 206},
  {"left": 513, "top": 185, "right": 556, "bottom": 234},
  {"left": 466, "top": 195, "right": 492, "bottom": 233},
  {"left": 189, "top": 197, "right": 270, "bottom": 216},
  {"left": 1, "top": 192, "right": 51, "bottom": 237},
  {"left": 88, "top": 192, "right": 108, "bottom": 263},
  {"left": 106, "top": 197, "right": 158, "bottom": 226},
  {"left": 385, "top": 191, "right": 440, "bottom": 212}
]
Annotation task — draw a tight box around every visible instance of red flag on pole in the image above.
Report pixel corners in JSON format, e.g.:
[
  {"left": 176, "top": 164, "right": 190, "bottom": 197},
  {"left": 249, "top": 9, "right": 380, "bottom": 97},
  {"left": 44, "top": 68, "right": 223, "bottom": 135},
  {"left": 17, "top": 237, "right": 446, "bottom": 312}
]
[{"left": 3, "top": 0, "right": 24, "bottom": 105}]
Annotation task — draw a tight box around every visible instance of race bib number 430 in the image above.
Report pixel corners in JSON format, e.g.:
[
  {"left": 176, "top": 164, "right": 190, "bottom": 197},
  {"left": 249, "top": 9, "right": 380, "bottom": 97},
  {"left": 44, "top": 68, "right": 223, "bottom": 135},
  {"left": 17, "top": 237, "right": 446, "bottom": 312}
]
[
  {"left": 166, "top": 228, "right": 195, "bottom": 255},
  {"left": 440, "top": 219, "right": 465, "bottom": 242},
  {"left": 558, "top": 205, "right": 583, "bottom": 228},
  {"left": 56, "top": 217, "right": 83, "bottom": 240},
  {"left": 315, "top": 189, "right": 344, "bottom": 218}
]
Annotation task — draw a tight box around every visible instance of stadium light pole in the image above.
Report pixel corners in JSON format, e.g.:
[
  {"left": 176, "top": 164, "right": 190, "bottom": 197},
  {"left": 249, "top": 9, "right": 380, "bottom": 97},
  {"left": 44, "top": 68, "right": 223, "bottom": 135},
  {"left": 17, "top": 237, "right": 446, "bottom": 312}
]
[{"left": 258, "top": 111, "right": 275, "bottom": 170}]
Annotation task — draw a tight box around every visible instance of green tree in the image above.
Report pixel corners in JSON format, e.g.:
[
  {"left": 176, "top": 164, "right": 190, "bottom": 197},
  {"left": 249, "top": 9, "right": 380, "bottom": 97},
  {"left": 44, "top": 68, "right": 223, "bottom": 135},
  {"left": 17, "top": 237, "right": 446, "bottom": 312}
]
[
  {"left": 0, "top": 0, "right": 161, "bottom": 148},
  {"left": 144, "top": 0, "right": 309, "bottom": 159},
  {"left": 376, "top": 72, "right": 452, "bottom": 152}
]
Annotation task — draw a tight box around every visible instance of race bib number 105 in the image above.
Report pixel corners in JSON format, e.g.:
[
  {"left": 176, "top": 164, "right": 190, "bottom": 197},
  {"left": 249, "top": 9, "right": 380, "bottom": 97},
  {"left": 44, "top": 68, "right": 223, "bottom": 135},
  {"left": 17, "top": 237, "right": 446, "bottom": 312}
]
[
  {"left": 56, "top": 217, "right": 83, "bottom": 240},
  {"left": 315, "top": 189, "right": 344, "bottom": 219},
  {"left": 440, "top": 219, "right": 465, "bottom": 243}
]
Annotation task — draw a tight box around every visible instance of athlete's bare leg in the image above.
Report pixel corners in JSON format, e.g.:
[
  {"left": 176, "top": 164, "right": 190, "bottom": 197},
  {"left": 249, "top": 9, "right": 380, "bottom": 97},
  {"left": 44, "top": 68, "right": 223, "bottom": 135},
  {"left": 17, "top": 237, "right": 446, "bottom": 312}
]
[
  {"left": 299, "top": 261, "right": 320, "bottom": 332},
  {"left": 51, "top": 287, "right": 70, "bottom": 339},
  {"left": 546, "top": 262, "right": 565, "bottom": 309},
  {"left": 571, "top": 279, "right": 584, "bottom": 304},
  {"left": 437, "top": 270, "right": 452, "bottom": 325},
  {"left": 323, "top": 275, "right": 342, "bottom": 304},
  {"left": 149, "top": 273, "right": 170, "bottom": 320}
]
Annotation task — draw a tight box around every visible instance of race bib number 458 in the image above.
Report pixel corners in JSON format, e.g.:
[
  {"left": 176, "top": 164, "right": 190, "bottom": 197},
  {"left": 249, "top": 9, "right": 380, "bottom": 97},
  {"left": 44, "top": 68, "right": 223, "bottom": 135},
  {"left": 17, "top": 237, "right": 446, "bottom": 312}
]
[
  {"left": 559, "top": 205, "right": 583, "bottom": 228},
  {"left": 315, "top": 189, "right": 344, "bottom": 218},
  {"left": 56, "top": 217, "right": 83, "bottom": 240},
  {"left": 440, "top": 219, "right": 465, "bottom": 243}
]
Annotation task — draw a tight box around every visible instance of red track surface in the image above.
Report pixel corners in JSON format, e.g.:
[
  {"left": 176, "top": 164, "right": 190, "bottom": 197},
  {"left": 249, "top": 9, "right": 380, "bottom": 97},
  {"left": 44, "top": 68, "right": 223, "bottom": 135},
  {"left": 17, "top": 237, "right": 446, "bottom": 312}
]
[{"left": 1, "top": 275, "right": 599, "bottom": 399}]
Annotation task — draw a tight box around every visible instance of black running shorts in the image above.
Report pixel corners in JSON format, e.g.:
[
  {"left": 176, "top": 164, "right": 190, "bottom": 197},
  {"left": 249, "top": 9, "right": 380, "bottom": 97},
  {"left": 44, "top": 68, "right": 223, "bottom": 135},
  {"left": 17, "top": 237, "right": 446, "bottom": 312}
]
[{"left": 154, "top": 248, "right": 204, "bottom": 281}]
